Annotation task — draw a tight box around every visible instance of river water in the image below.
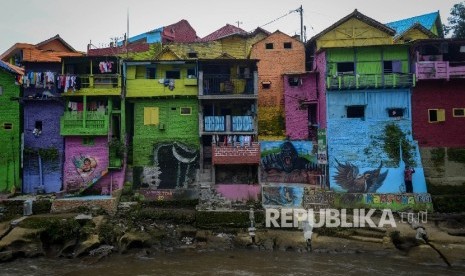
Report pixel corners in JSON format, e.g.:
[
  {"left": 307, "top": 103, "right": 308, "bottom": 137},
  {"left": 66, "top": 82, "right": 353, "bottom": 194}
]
[{"left": 2, "top": 250, "right": 464, "bottom": 276}]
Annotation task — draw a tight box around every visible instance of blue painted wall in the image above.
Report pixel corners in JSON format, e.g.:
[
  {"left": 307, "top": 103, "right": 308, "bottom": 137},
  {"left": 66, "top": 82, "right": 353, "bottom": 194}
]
[{"left": 326, "top": 89, "right": 427, "bottom": 193}]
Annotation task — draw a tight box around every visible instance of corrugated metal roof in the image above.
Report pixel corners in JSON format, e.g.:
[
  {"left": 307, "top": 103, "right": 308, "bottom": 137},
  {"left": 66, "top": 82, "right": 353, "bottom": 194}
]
[
  {"left": 386, "top": 11, "right": 439, "bottom": 38},
  {"left": 0, "top": 60, "right": 24, "bottom": 75},
  {"left": 200, "top": 24, "right": 248, "bottom": 42}
]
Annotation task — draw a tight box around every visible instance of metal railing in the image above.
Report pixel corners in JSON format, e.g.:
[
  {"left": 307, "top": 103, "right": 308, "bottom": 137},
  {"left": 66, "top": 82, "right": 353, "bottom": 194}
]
[
  {"left": 78, "top": 74, "right": 121, "bottom": 88},
  {"left": 202, "top": 74, "right": 254, "bottom": 95},
  {"left": 326, "top": 73, "right": 415, "bottom": 90}
]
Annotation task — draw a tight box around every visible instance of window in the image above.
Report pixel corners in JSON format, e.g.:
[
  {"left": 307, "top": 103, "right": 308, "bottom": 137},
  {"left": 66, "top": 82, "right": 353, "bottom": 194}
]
[
  {"left": 3, "top": 123, "right": 12, "bottom": 130},
  {"left": 82, "top": 137, "right": 94, "bottom": 146},
  {"left": 146, "top": 67, "right": 156, "bottom": 79},
  {"left": 288, "top": 77, "right": 301, "bottom": 87},
  {"left": 165, "top": 70, "right": 180, "bottom": 79},
  {"left": 383, "top": 60, "right": 402, "bottom": 73},
  {"left": 180, "top": 107, "right": 192, "bottom": 115},
  {"left": 35, "top": 121, "right": 43, "bottom": 131},
  {"left": 187, "top": 68, "right": 196, "bottom": 78},
  {"left": 284, "top": 42, "right": 292, "bottom": 49},
  {"left": 337, "top": 62, "right": 355, "bottom": 74},
  {"left": 428, "top": 109, "right": 445, "bottom": 123},
  {"left": 144, "top": 107, "right": 159, "bottom": 125},
  {"left": 347, "top": 105, "right": 365, "bottom": 118},
  {"left": 387, "top": 108, "right": 404, "bottom": 118},
  {"left": 188, "top": 52, "right": 198, "bottom": 58},
  {"left": 453, "top": 108, "right": 465, "bottom": 117},
  {"left": 261, "top": 81, "right": 271, "bottom": 89},
  {"left": 265, "top": 43, "right": 274, "bottom": 49}
]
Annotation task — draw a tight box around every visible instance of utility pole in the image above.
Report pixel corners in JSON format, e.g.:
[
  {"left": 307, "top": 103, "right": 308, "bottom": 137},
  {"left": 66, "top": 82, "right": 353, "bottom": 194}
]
[
  {"left": 298, "top": 5, "right": 304, "bottom": 42},
  {"left": 235, "top": 21, "right": 243, "bottom": 28}
]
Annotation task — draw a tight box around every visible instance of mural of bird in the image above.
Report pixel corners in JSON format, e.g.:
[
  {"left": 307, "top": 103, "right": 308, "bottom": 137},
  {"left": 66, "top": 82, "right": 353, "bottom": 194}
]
[{"left": 333, "top": 159, "right": 388, "bottom": 193}]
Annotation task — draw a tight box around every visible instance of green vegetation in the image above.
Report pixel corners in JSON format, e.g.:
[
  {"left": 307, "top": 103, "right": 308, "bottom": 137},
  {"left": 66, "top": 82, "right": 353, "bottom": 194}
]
[{"left": 382, "top": 123, "right": 416, "bottom": 166}]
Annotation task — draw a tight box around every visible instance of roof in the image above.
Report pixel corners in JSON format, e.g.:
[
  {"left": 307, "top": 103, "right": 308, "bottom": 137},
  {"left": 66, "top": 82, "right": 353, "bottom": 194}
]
[
  {"left": 200, "top": 24, "right": 248, "bottom": 42},
  {"left": 162, "top": 19, "right": 199, "bottom": 43},
  {"left": 386, "top": 11, "right": 441, "bottom": 38},
  {"left": 0, "top": 35, "right": 82, "bottom": 63},
  {"left": 308, "top": 9, "right": 396, "bottom": 43},
  {"left": 0, "top": 60, "right": 24, "bottom": 75}
]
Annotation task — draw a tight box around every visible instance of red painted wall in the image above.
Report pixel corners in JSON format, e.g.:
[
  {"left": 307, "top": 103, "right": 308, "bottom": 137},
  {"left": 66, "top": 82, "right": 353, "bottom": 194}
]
[{"left": 412, "top": 80, "right": 465, "bottom": 147}]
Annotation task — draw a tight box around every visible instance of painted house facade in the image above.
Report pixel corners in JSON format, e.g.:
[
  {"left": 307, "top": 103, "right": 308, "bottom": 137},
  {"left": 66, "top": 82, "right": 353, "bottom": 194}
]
[
  {"left": 124, "top": 49, "right": 199, "bottom": 200},
  {"left": 0, "top": 61, "right": 23, "bottom": 193},
  {"left": 411, "top": 38, "right": 465, "bottom": 186},
  {"left": 60, "top": 56, "right": 125, "bottom": 195},
  {"left": 1, "top": 35, "right": 83, "bottom": 194},
  {"left": 250, "top": 31, "right": 306, "bottom": 140},
  {"left": 307, "top": 10, "right": 431, "bottom": 210}
]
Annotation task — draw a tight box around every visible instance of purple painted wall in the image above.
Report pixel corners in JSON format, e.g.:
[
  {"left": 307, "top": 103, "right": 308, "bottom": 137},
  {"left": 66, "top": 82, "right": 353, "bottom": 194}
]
[
  {"left": 284, "top": 73, "right": 318, "bottom": 140},
  {"left": 215, "top": 184, "right": 261, "bottom": 201},
  {"left": 314, "top": 51, "right": 327, "bottom": 129},
  {"left": 63, "top": 136, "right": 108, "bottom": 193},
  {"left": 23, "top": 101, "right": 64, "bottom": 193},
  {"left": 63, "top": 136, "right": 125, "bottom": 194}
]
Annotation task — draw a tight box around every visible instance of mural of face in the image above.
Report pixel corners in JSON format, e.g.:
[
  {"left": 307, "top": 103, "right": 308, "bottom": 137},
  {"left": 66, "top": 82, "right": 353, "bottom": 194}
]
[{"left": 280, "top": 142, "right": 298, "bottom": 173}]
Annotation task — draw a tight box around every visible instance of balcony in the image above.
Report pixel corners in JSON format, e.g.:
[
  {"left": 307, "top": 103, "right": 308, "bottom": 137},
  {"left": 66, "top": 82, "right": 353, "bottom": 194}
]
[
  {"left": 126, "top": 78, "right": 198, "bottom": 97},
  {"left": 212, "top": 142, "right": 260, "bottom": 165},
  {"left": 60, "top": 111, "right": 109, "bottom": 136},
  {"left": 326, "top": 73, "right": 415, "bottom": 90},
  {"left": 199, "top": 73, "right": 257, "bottom": 99},
  {"left": 201, "top": 115, "right": 255, "bottom": 134},
  {"left": 62, "top": 74, "right": 121, "bottom": 96},
  {"left": 416, "top": 61, "right": 465, "bottom": 81}
]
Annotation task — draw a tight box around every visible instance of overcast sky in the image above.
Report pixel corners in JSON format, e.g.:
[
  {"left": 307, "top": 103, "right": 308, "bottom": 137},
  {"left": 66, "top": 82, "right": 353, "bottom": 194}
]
[{"left": 0, "top": 0, "right": 459, "bottom": 54}]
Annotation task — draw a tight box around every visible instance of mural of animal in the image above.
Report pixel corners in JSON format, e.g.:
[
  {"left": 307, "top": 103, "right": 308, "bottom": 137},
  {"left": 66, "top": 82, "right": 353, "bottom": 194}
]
[
  {"left": 333, "top": 159, "right": 388, "bottom": 193},
  {"left": 261, "top": 141, "right": 318, "bottom": 173}
]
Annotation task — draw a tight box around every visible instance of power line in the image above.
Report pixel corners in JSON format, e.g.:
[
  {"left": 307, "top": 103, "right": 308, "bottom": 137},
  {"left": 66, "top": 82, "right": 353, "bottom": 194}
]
[{"left": 260, "top": 8, "right": 298, "bottom": 28}]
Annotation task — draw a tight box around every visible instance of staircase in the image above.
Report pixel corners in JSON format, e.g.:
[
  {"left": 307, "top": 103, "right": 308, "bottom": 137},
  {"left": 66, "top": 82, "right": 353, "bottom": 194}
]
[{"left": 197, "top": 164, "right": 232, "bottom": 210}]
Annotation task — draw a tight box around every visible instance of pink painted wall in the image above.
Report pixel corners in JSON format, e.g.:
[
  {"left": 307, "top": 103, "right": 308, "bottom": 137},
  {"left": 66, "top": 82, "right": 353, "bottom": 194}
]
[
  {"left": 284, "top": 73, "right": 318, "bottom": 140},
  {"left": 63, "top": 136, "right": 125, "bottom": 194},
  {"left": 215, "top": 184, "right": 261, "bottom": 202},
  {"left": 314, "top": 51, "right": 327, "bottom": 129}
]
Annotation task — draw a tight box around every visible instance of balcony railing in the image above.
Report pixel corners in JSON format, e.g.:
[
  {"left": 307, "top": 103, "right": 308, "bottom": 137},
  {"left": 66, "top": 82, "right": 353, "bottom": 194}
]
[
  {"left": 61, "top": 74, "right": 121, "bottom": 95},
  {"left": 60, "top": 111, "right": 109, "bottom": 136},
  {"left": 126, "top": 78, "right": 198, "bottom": 97},
  {"left": 416, "top": 61, "right": 465, "bottom": 81},
  {"left": 203, "top": 115, "right": 254, "bottom": 133},
  {"left": 200, "top": 74, "right": 256, "bottom": 96},
  {"left": 326, "top": 73, "right": 415, "bottom": 90}
]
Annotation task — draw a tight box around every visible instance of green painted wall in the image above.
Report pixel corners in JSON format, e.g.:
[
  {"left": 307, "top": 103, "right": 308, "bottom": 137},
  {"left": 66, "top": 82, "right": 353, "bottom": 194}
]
[
  {"left": 132, "top": 98, "right": 199, "bottom": 166},
  {"left": 0, "top": 70, "right": 21, "bottom": 192},
  {"left": 327, "top": 45, "right": 409, "bottom": 75}
]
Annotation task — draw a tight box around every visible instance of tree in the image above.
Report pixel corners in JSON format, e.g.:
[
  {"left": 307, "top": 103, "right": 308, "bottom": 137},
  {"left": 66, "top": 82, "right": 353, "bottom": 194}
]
[{"left": 445, "top": 2, "right": 465, "bottom": 38}]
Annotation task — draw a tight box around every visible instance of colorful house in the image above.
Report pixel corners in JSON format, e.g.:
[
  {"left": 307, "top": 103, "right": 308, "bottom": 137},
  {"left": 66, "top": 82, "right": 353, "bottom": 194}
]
[
  {"left": 1, "top": 35, "right": 82, "bottom": 194},
  {"left": 307, "top": 10, "right": 431, "bottom": 210},
  {"left": 60, "top": 55, "right": 125, "bottom": 195},
  {"left": 124, "top": 48, "right": 199, "bottom": 200},
  {"left": 411, "top": 38, "right": 465, "bottom": 186},
  {"left": 0, "top": 61, "right": 23, "bottom": 194}
]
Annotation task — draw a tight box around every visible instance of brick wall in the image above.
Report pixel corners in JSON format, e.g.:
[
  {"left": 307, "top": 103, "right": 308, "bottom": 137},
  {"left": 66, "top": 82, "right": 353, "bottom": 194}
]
[
  {"left": 250, "top": 32, "right": 305, "bottom": 138},
  {"left": 212, "top": 142, "right": 260, "bottom": 164}
]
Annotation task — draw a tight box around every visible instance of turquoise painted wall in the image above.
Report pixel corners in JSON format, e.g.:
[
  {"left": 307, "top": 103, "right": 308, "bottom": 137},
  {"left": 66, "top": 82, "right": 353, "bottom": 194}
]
[{"left": 0, "top": 70, "right": 21, "bottom": 192}]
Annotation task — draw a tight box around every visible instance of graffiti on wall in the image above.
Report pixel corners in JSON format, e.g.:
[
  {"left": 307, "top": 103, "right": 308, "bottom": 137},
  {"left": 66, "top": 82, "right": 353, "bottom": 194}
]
[
  {"left": 262, "top": 185, "right": 304, "bottom": 207},
  {"left": 141, "top": 142, "right": 198, "bottom": 189},
  {"left": 72, "top": 154, "right": 98, "bottom": 181},
  {"left": 261, "top": 141, "right": 320, "bottom": 184},
  {"left": 332, "top": 160, "right": 388, "bottom": 193}
]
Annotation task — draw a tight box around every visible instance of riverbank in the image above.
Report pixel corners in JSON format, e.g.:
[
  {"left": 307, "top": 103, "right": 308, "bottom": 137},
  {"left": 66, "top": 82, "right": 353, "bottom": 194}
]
[{"left": 1, "top": 200, "right": 465, "bottom": 269}]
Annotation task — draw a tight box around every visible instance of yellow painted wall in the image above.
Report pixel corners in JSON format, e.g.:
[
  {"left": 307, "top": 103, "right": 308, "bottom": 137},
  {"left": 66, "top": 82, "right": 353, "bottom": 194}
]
[{"left": 316, "top": 18, "right": 393, "bottom": 50}]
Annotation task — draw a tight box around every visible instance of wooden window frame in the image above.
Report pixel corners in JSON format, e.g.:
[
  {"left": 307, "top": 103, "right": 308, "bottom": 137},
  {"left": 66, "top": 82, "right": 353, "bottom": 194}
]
[
  {"left": 428, "top": 109, "right": 445, "bottom": 123},
  {"left": 453, "top": 108, "right": 465, "bottom": 117},
  {"left": 180, "top": 107, "right": 192, "bottom": 116}
]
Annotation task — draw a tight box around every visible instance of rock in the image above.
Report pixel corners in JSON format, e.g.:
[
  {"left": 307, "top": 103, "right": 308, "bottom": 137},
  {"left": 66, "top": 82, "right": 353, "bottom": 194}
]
[
  {"left": 74, "top": 234, "right": 100, "bottom": 257},
  {"left": 118, "top": 231, "right": 152, "bottom": 253},
  {"left": 75, "top": 214, "right": 93, "bottom": 221},
  {"left": 0, "top": 250, "right": 13, "bottom": 262}
]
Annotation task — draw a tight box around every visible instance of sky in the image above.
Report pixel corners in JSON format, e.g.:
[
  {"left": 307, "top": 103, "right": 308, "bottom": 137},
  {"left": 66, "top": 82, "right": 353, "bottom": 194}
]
[{"left": 0, "top": 0, "right": 460, "bottom": 54}]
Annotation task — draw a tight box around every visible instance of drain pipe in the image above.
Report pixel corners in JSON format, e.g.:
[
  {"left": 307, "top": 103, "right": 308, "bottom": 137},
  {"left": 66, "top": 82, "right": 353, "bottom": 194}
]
[
  {"left": 302, "top": 218, "right": 314, "bottom": 252},
  {"left": 411, "top": 218, "right": 451, "bottom": 267}
]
